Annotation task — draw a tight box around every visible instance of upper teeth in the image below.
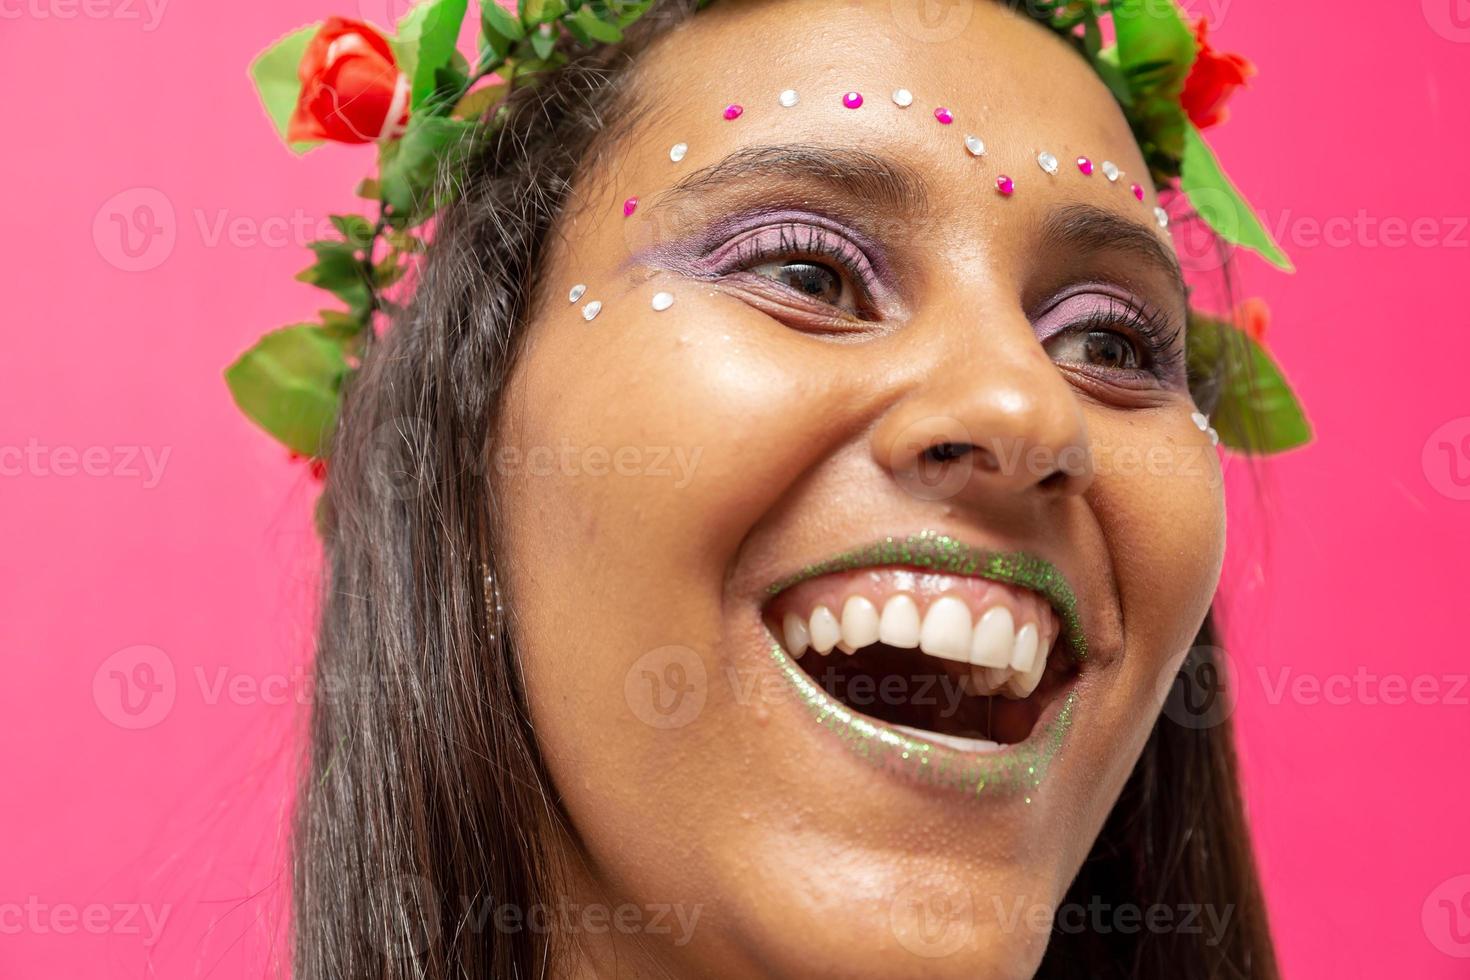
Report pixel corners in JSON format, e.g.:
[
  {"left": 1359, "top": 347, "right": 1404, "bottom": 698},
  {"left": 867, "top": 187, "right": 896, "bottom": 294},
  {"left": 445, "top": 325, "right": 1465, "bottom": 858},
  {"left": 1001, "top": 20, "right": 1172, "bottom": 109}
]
[{"left": 779, "top": 593, "right": 1056, "bottom": 699}]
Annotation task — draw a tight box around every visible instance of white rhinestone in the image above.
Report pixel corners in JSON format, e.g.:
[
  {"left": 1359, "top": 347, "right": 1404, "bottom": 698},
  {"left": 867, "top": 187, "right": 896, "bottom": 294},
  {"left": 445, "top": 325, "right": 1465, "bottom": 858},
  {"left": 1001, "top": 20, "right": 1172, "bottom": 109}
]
[
  {"left": 651, "top": 291, "right": 674, "bottom": 311},
  {"left": 669, "top": 142, "right": 688, "bottom": 163},
  {"left": 568, "top": 283, "right": 586, "bottom": 303},
  {"left": 1191, "top": 412, "right": 1210, "bottom": 432},
  {"left": 779, "top": 89, "right": 799, "bottom": 107},
  {"left": 1037, "top": 151, "right": 1059, "bottom": 175},
  {"left": 582, "top": 300, "right": 602, "bottom": 322},
  {"left": 892, "top": 88, "right": 914, "bottom": 107},
  {"left": 1101, "top": 160, "right": 1120, "bottom": 182},
  {"left": 964, "top": 135, "right": 985, "bottom": 157},
  {"left": 1154, "top": 206, "right": 1169, "bottom": 229}
]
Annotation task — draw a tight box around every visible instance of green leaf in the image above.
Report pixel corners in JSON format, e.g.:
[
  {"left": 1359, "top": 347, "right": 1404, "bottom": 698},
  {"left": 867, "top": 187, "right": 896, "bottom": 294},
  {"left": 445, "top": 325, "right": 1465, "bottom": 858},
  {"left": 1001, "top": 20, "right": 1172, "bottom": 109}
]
[
  {"left": 298, "top": 241, "right": 373, "bottom": 317},
  {"left": 453, "top": 82, "right": 507, "bottom": 119},
  {"left": 1180, "top": 125, "right": 1293, "bottom": 272},
  {"left": 529, "top": 23, "right": 557, "bottom": 59},
  {"left": 224, "top": 325, "right": 350, "bottom": 456},
  {"left": 247, "top": 23, "right": 323, "bottom": 155},
  {"left": 393, "top": 0, "right": 470, "bottom": 107},
  {"left": 1111, "top": 0, "right": 1195, "bottom": 100},
  {"left": 480, "top": 0, "right": 525, "bottom": 46},
  {"left": 330, "top": 214, "right": 375, "bottom": 248},
  {"left": 1187, "top": 314, "right": 1311, "bottom": 454},
  {"left": 379, "top": 115, "right": 481, "bottom": 225},
  {"left": 523, "top": 0, "right": 566, "bottom": 25},
  {"left": 567, "top": 6, "right": 622, "bottom": 43}
]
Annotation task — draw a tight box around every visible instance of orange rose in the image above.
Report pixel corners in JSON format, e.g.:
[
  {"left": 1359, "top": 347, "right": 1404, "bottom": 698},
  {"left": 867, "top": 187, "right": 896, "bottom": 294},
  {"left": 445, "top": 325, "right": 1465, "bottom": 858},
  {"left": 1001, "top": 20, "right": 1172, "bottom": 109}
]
[
  {"left": 1180, "top": 19, "right": 1255, "bottom": 130},
  {"left": 287, "top": 17, "right": 410, "bottom": 144}
]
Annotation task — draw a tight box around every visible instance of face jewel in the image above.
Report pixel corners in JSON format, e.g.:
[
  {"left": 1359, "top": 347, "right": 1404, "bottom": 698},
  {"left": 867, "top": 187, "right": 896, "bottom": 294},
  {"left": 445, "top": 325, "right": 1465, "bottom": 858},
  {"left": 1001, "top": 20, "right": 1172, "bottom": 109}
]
[
  {"left": 964, "top": 135, "right": 985, "bottom": 157},
  {"left": 623, "top": 197, "right": 639, "bottom": 217},
  {"left": 842, "top": 91, "right": 864, "bottom": 109},
  {"left": 892, "top": 88, "right": 914, "bottom": 107},
  {"left": 1130, "top": 183, "right": 1145, "bottom": 201},
  {"left": 669, "top": 142, "right": 688, "bottom": 162},
  {"left": 1101, "top": 160, "right": 1121, "bottom": 182},
  {"left": 1154, "top": 206, "right": 1169, "bottom": 229},
  {"left": 651, "top": 291, "right": 675, "bottom": 312},
  {"left": 934, "top": 106, "right": 953, "bottom": 124},
  {"left": 582, "top": 300, "right": 602, "bottom": 322},
  {"left": 996, "top": 175, "right": 1014, "bottom": 196},
  {"left": 1037, "top": 151, "right": 1059, "bottom": 175},
  {"left": 723, "top": 103, "right": 744, "bottom": 120},
  {"left": 568, "top": 283, "right": 586, "bottom": 303},
  {"left": 1191, "top": 411, "right": 1220, "bottom": 446},
  {"left": 779, "top": 89, "right": 799, "bottom": 107},
  {"left": 1076, "top": 157, "right": 1094, "bottom": 175}
]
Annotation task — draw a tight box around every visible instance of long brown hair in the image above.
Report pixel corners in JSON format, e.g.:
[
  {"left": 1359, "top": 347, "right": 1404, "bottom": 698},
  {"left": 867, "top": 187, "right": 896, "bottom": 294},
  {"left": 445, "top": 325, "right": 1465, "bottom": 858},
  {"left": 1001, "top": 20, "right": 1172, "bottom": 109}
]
[{"left": 294, "top": 3, "right": 1278, "bottom": 977}]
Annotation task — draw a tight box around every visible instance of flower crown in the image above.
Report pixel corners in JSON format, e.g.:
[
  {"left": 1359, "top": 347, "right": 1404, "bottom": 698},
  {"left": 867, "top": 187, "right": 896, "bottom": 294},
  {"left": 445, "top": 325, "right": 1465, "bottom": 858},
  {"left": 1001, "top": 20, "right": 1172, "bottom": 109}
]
[{"left": 227, "top": 0, "right": 1310, "bottom": 481}]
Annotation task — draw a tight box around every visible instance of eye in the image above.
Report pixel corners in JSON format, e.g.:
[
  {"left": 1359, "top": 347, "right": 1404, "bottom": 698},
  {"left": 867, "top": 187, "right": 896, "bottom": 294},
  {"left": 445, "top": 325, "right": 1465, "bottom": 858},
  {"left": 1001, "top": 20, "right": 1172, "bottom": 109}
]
[
  {"left": 1037, "top": 290, "right": 1183, "bottom": 384},
  {"left": 748, "top": 259, "right": 846, "bottom": 306},
  {"left": 1051, "top": 328, "right": 1143, "bottom": 371},
  {"left": 714, "top": 221, "right": 880, "bottom": 320}
]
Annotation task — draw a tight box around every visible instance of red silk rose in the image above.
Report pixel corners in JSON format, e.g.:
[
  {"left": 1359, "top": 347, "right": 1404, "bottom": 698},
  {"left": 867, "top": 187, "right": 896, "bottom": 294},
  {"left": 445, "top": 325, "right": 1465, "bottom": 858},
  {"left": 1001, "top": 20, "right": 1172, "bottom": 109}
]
[
  {"left": 1180, "top": 19, "right": 1255, "bottom": 130},
  {"left": 287, "top": 16, "right": 410, "bottom": 144}
]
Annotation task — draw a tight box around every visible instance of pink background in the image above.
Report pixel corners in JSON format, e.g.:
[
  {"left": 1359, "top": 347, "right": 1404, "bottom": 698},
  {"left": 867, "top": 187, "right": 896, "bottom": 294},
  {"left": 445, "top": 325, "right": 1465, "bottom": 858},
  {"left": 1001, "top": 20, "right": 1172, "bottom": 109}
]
[{"left": 3, "top": 1, "right": 1468, "bottom": 976}]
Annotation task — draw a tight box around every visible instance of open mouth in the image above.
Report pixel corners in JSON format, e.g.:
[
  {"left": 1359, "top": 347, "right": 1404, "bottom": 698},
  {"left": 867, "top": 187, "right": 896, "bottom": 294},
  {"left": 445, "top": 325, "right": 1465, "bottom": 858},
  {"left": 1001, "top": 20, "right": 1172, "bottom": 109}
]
[{"left": 761, "top": 535, "right": 1086, "bottom": 757}]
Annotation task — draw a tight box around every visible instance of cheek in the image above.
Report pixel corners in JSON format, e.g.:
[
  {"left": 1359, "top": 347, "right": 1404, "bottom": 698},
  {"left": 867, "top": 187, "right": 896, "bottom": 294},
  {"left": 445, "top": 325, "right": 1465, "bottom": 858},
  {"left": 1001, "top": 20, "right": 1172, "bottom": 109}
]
[
  {"left": 1091, "top": 414, "right": 1226, "bottom": 690},
  {"left": 492, "top": 290, "right": 836, "bottom": 832}
]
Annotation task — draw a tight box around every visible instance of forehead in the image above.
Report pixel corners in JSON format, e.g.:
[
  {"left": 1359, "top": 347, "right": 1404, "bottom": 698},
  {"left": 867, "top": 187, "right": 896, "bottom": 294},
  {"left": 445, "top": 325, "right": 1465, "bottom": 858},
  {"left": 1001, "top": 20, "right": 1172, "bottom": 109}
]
[{"left": 625, "top": 0, "right": 1145, "bottom": 181}]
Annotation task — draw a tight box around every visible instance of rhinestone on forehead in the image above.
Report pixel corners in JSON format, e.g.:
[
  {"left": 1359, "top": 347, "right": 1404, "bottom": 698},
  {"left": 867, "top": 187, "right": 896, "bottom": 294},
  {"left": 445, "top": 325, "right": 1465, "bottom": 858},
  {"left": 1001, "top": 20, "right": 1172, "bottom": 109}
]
[
  {"left": 669, "top": 142, "right": 688, "bottom": 162},
  {"left": 723, "top": 103, "right": 744, "bottom": 120},
  {"left": 651, "top": 291, "right": 674, "bottom": 311},
  {"left": 779, "top": 89, "right": 799, "bottom": 107},
  {"left": 1037, "top": 151, "right": 1059, "bottom": 175},
  {"left": 996, "top": 175, "right": 1015, "bottom": 196},
  {"left": 568, "top": 283, "right": 586, "bottom": 304},
  {"left": 965, "top": 135, "right": 985, "bottom": 157},
  {"left": 892, "top": 88, "right": 914, "bottom": 107},
  {"left": 1101, "top": 161, "right": 1121, "bottom": 182},
  {"left": 842, "top": 91, "right": 864, "bottom": 109},
  {"left": 582, "top": 300, "right": 602, "bottom": 322}
]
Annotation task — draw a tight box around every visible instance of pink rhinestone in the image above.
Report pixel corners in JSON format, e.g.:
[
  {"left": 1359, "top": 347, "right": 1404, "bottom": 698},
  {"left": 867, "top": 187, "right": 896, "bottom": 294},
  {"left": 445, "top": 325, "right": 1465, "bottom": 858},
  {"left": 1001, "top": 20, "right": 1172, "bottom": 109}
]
[
  {"left": 996, "top": 175, "right": 1014, "bottom": 196},
  {"left": 623, "top": 197, "right": 639, "bottom": 217},
  {"left": 1077, "top": 157, "right": 1094, "bottom": 175},
  {"left": 842, "top": 91, "right": 864, "bottom": 109},
  {"left": 723, "top": 104, "right": 744, "bottom": 120},
  {"left": 934, "top": 106, "right": 953, "bottom": 125},
  {"left": 1131, "top": 183, "right": 1144, "bottom": 201}
]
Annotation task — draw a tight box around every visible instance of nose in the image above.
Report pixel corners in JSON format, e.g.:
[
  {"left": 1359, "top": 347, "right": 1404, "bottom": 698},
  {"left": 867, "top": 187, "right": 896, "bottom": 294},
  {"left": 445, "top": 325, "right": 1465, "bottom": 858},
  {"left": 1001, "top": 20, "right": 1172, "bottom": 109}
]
[{"left": 870, "top": 318, "right": 1095, "bottom": 508}]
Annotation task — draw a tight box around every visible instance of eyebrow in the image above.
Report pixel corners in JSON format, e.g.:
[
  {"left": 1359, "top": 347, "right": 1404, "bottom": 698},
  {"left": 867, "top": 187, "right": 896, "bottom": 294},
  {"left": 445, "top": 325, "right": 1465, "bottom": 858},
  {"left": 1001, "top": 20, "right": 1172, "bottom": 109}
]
[
  {"left": 655, "top": 143, "right": 930, "bottom": 216},
  {"left": 650, "top": 143, "right": 1183, "bottom": 294},
  {"left": 1037, "top": 203, "right": 1186, "bottom": 297}
]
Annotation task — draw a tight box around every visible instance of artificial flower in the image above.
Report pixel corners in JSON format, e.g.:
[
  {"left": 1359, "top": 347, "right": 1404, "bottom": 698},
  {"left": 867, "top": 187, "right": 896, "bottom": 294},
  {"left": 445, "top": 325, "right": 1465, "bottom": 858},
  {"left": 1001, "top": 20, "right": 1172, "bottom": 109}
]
[
  {"left": 287, "top": 16, "right": 410, "bottom": 144},
  {"left": 1180, "top": 18, "right": 1255, "bottom": 130}
]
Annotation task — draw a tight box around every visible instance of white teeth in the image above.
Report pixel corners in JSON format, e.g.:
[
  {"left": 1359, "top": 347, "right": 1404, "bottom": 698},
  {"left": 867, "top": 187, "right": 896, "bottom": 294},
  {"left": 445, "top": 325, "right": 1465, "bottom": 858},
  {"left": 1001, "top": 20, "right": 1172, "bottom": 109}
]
[
  {"left": 1006, "top": 639, "right": 1048, "bottom": 699},
  {"left": 808, "top": 605, "right": 840, "bottom": 655},
  {"left": 893, "top": 724, "right": 1001, "bottom": 754},
  {"left": 1010, "top": 622, "right": 1040, "bottom": 673},
  {"left": 969, "top": 606, "right": 1015, "bottom": 668},
  {"left": 840, "top": 596, "right": 880, "bottom": 650},
  {"left": 782, "top": 613, "right": 810, "bottom": 659},
  {"left": 919, "top": 596, "right": 972, "bottom": 663},
  {"left": 877, "top": 594, "right": 921, "bottom": 648}
]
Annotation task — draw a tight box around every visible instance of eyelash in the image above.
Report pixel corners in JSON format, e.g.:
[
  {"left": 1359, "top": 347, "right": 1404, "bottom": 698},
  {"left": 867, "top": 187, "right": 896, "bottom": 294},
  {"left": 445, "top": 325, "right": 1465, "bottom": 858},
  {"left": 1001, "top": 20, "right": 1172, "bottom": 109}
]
[
  {"left": 718, "top": 223, "right": 877, "bottom": 317},
  {"left": 1063, "top": 295, "right": 1183, "bottom": 378}
]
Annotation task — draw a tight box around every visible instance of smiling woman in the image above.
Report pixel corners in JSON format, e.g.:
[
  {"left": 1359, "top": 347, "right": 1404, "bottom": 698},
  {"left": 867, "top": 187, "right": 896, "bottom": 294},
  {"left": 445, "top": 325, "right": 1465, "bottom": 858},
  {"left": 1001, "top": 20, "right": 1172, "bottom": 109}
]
[{"left": 276, "top": 1, "right": 1295, "bottom": 978}]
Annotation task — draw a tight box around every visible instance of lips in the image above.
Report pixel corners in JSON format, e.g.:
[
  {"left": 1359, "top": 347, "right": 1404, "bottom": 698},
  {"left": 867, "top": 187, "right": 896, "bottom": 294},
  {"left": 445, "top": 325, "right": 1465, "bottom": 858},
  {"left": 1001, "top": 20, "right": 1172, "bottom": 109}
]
[{"left": 759, "top": 532, "right": 1086, "bottom": 770}]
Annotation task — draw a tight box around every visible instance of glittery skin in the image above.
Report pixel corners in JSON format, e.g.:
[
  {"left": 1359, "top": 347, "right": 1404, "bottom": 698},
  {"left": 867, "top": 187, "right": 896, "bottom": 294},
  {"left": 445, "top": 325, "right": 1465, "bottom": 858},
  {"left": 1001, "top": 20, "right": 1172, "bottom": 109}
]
[
  {"left": 765, "top": 530, "right": 1087, "bottom": 661},
  {"left": 768, "top": 640, "right": 1076, "bottom": 799}
]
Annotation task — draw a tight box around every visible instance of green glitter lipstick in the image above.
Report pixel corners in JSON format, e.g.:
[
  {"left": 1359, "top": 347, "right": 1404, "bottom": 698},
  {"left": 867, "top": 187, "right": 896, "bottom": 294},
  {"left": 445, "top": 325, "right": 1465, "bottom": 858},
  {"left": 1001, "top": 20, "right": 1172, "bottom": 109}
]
[{"left": 760, "top": 530, "right": 1086, "bottom": 799}]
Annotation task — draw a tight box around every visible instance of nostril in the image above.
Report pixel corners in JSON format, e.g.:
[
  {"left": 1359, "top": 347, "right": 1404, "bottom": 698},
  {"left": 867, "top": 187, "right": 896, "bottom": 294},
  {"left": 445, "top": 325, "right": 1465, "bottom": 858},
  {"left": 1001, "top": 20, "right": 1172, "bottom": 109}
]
[
  {"left": 923, "top": 441, "right": 973, "bottom": 464},
  {"left": 1037, "top": 470, "right": 1070, "bottom": 493}
]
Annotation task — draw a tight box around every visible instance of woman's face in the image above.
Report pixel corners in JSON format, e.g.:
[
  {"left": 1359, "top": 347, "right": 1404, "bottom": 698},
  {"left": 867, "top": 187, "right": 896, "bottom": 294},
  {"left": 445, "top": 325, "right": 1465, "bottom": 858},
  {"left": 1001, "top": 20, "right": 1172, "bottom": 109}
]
[{"left": 498, "top": 1, "right": 1224, "bottom": 976}]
